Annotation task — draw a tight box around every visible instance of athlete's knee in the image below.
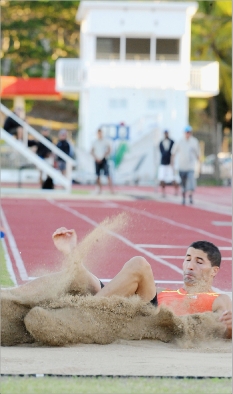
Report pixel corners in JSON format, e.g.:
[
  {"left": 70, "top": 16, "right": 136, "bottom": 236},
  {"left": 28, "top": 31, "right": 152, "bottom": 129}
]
[{"left": 123, "top": 256, "right": 151, "bottom": 276}]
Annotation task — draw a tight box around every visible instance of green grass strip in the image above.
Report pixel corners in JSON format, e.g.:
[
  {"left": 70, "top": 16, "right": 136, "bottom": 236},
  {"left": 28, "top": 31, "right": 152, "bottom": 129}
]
[
  {"left": 1, "top": 377, "right": 232, "bottom": 394},
  {"left": 71, "top": 189, "right": 90, "bottom": 195},
  {"left": 0, "top": 239, "right": 14, "bottom": 287}
]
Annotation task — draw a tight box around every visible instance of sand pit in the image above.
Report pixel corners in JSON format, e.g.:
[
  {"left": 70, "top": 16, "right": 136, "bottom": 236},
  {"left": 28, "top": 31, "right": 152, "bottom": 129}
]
[
  {"left": 1, "top": 213, "right": 231, "bottom": 377},
  {"left": 1, "top": 339, "right": 231, "bottom": 377}
]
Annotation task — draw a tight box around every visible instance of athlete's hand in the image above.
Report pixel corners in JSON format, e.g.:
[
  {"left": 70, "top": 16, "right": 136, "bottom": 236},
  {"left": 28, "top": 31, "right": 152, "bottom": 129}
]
[
  {"left": 219, "top": 310, "right": 232, "bottom": 338},
  {"left": 52, "top": 227, "right": 77, "bottom": 255}
]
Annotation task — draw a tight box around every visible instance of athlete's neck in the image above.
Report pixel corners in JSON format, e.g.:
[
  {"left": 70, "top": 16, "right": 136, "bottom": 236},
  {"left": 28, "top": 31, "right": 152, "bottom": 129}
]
[{"left": 183, "top": 283, "right": 213, "bottom": 293}]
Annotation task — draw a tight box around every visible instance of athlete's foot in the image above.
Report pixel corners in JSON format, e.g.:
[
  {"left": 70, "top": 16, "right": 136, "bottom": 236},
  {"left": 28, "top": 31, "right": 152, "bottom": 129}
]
[
  {"left": 52, "top": 227, "right": 77, "bottom": 255},
  {"left": 189, "top": 195, "right": 193, "bottom": 204}
]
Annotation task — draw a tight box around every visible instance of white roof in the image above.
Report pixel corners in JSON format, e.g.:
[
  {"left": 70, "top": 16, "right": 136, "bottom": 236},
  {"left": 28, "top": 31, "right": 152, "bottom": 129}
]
[{"left": 76, "top": 1, "right": 198, "bottom": 21}]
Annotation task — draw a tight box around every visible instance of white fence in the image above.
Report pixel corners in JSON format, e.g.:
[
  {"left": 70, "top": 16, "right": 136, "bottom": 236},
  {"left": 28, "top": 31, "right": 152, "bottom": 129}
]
[
  {"left": 55, "top": 59, "right": 219, "bottom": 96},
  {"left": 1, "top": 104, "right": 76, "bottom": 192}
]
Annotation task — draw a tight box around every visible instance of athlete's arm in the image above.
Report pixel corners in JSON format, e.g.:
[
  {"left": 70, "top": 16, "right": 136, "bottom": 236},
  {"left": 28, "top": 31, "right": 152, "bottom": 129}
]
[{"left": 212, "top": 294, "right": 232, "bottom": 339}]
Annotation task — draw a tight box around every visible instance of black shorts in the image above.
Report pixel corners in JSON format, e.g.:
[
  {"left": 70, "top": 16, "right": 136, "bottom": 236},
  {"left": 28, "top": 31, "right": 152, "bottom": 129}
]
[{"left": 95, "top": 158, "right": 109, "bottom": 177}]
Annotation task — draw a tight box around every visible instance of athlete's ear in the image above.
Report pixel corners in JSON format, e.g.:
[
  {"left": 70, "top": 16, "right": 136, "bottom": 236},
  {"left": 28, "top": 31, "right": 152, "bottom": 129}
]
[{"left": 211, "top": 266, "right": 219, "bottom": 278}]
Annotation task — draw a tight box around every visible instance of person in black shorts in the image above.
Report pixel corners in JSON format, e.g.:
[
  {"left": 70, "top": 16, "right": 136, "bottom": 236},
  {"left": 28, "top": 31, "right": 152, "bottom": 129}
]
[{"left": 91, "top": 129, "right": 114, "bottom": 194}]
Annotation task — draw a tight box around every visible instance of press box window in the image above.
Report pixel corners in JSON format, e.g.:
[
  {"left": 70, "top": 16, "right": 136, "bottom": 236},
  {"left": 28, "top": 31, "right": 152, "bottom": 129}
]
[
  {"left": 156, "top": 39, "right": 180, "bottom": 61},
  {"left": 126, "top": 38, "right": 150, "bottom": 60},
  {"left": 96, "top": 37, "right": 120, "bottom": 60}
]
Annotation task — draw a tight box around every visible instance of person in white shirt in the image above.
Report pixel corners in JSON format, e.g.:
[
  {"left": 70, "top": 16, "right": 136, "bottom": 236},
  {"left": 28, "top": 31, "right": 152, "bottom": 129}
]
[
  {"left": 172, "top": 126, "right": 200, "bottom": 205},
  {"left": 91, "top": 129, "right": 114, "bottom": 194}
]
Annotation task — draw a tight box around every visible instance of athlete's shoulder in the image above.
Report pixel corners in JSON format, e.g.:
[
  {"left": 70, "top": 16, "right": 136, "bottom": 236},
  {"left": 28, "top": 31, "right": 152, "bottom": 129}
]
[{"left": 212, "top": 293, "right": 232, "bottom": 312}]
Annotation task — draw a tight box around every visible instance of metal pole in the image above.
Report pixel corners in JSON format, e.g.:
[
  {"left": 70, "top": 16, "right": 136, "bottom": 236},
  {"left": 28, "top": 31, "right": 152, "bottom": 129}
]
[
  {"left": 23, "top": 124, "right": 28, "bottom": 147},
  {"left": 209, "top": 97, "right": 220, "bottom": 183},
  {"left": 66, "top": 161, "right": 72, "bottom": 192},
  {"left": 18, "top": 167, "right": 22, "bottom": 188},
  {"left": 215, "top": 122, "right": 222, "bottom": 181}
]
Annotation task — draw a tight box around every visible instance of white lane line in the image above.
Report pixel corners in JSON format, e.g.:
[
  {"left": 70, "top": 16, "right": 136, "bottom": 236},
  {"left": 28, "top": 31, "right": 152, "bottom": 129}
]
[
  {"left": 212, "top": 221, "right": 232, "bottom": 226},
  {"left": 1, "top": 238, "right": 17, "bottom": 285},
  {"left": 145, "top": 256, "right": 232, "bottom": 260},
  {"left": 28, "top": 277, "right": 184, "bottom": 285},
  {"left": 104, "top": 202, "right": 232, "bottom": 244},
  {"left": 136, "top": 245, "right": 232, "bottom": 251},
  {"left": 136, "top": 244, "right": 188, "bottom": 249},
  {"left": 48, "top": 199, "right": 183, "bottom": 275},
  {"left": 62, "top": 203, "right": 116, "bottom": 208},
  {"left": 27, "top": 276, "right": 232, "bottom": 296},
  {"left": 100, "top": 279, "right": 184, "bottom": 284},
  {"left": 103, "top": 281, "right": 231, "bottom": 295},
  {"left": 0, "top": 207, "right": 28, "bottom": 281}
]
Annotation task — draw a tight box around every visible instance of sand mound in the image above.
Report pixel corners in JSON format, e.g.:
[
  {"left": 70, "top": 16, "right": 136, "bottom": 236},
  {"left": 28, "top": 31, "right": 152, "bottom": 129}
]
[
  {"left": 1, "top": 213, "right": 130, "bottom": 346},
  {"left": 1, "top": 213, "right": 227, "bottom": 348},
  {"left": 23, "top": 295, "right": 225, "bottom": 347},
  {"left": 1, "top": 291, "right": 34, "bottom": 346},
  {"left": 176, "top": 312, "right": 226, "bottom": 348},
  {"left": 2, "top": 291, "right": 226, "bottom": 347},
  {"left": 24, "top": 295, "right": 184, "bottom": 346}
]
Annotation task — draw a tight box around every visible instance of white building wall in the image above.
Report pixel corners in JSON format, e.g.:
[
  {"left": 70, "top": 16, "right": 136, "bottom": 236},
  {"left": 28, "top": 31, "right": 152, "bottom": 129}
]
[
  {"left": 75, "top": 1, "right": 197, "bottom": 182},
  {"left": 78, "top": 87, "right": 188, "bottom": 152}
]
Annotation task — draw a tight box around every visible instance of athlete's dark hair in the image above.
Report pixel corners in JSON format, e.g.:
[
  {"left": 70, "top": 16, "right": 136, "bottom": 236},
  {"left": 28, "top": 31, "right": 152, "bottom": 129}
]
[{"left": 189, "top": 241, "right": 221, "bottom": 267}]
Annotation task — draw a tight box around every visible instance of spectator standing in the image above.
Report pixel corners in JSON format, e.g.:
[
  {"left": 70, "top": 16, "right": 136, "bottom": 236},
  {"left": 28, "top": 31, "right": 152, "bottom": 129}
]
[
  {"left": 91, "top": 128, "right": 113, "bottom": 194},
  {"left": 56, "top": 129, "right": 74, "bottom": 175},
  {"left": 172, "top": 126, "right": 200, "bottom": 205},
  {"left": 158, "top": 130, "right": 179, "bottom": 197},
  {"left": 37, "top": 126, "right": 54, "bottom": 188},
  {"left": 3, "top": 107, "right": 24, "bottom": 140}
]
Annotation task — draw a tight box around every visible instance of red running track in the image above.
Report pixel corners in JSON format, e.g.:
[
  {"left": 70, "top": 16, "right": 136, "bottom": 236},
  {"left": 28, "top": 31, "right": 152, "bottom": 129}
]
[{"left": 1, "top": 198, "right": 232, "bottom": 292}]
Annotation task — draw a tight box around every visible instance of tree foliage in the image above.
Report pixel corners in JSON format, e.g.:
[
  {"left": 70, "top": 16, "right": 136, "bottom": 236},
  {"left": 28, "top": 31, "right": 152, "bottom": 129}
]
[
  {"left": 1, "top": 0, "right": 231, "bottom": 127},
  {"left": 1, "top": 1, "right": 80, "bottom": 77},
  {"left": 191, "top": 0, "right": 232, "bottom": 126}
]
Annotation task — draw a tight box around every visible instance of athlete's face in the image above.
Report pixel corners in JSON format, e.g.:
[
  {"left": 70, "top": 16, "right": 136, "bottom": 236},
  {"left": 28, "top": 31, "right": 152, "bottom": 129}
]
[{"left": 183, "top": 247, "right": 219, "bottom": 287}]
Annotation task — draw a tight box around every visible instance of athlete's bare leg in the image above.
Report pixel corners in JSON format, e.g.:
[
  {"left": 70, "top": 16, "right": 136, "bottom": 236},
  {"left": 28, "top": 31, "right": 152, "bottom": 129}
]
[
  {"left": 8, "top": 265, "right": 101, "bottom": 306},
  {"left": 173, "top": 181, "right": 179, "bottom": 196},
  {"left": 95, "top": 256, "right": 156, "bottom": 302},
  {"left": 6, "top": 228, "right": 156, "bottom": 305},
  {"left": 96, "top": 175, "right": 102, "bottom": 193},
  {"left": 107, "top": 175, "right": 114, "bottom": 194},
  {"left": 5, "top": 228, "right": 101, "bottom": 305},
  {"left": 160, "top": 181, "right": 166, "bottom": 197}
]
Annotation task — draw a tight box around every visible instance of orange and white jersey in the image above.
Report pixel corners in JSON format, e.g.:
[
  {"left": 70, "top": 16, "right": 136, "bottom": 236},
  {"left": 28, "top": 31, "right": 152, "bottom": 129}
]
[{"left": 158, "top": 288, "right": 220, "bottom": 316}]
